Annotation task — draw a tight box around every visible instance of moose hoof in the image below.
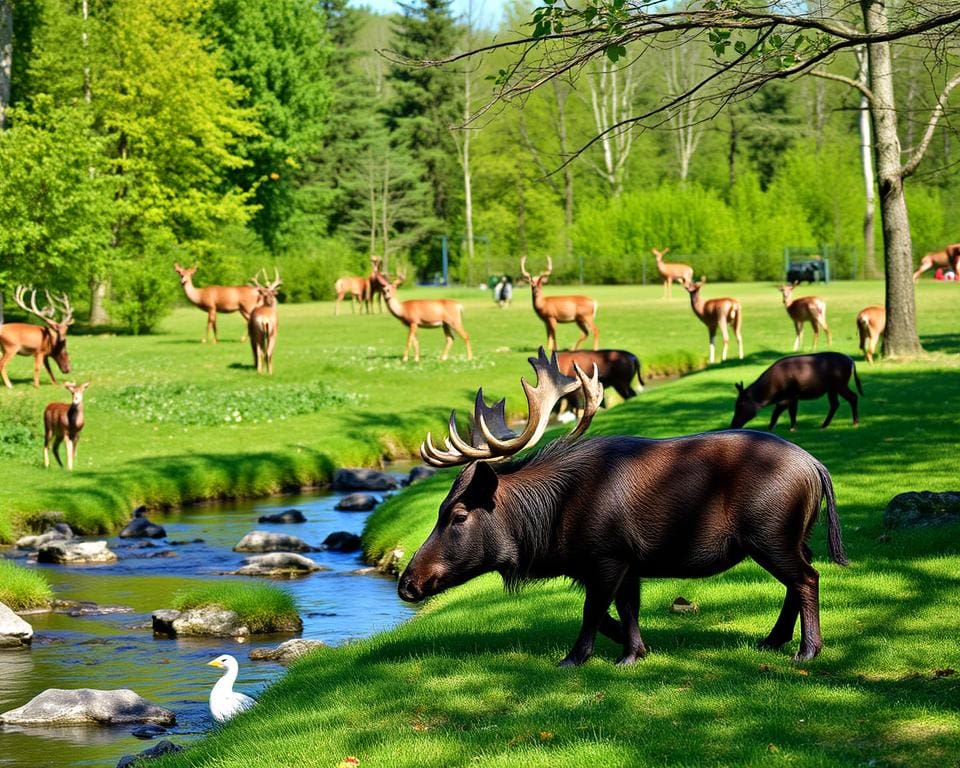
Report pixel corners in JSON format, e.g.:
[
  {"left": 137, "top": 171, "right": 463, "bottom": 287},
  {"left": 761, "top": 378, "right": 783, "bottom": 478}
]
[
  {"left": 615, "top": 648, "right": 646, "bottom": 666},
  {"left": 558, "top": 652, "right": 590, "bottom": 667},
  {"left": 792, "top": 645, "right": 821, "bottom": 662}
]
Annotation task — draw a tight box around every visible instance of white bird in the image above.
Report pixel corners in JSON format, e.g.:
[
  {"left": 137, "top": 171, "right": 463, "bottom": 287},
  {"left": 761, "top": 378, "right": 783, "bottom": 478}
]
[{"left": 207, "top": 654, "right": 257, "bottom": 722}]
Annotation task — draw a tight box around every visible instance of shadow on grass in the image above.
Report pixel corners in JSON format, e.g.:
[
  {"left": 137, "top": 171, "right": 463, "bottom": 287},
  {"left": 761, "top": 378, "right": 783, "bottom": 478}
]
[{"left": 920, "top": 333, "right": 960, "bottom": 355}]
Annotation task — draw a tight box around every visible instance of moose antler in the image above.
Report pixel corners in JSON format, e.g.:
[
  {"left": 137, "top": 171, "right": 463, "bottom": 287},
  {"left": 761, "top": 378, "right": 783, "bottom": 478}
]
[{"left": 420, "top": 348, "right": 604, "bottom": 468}]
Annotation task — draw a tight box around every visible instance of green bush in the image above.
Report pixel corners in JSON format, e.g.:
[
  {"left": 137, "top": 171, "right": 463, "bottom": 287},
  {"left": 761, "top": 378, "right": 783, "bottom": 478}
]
[
  {"left": 0, "top": 561, "right": 53, "bottom": 610},
  {"left": 173, "top": 582, "right": 299, "bottom": 633},
  {"left": 109, "top": 246, "right": 179, "bottom": 334}
]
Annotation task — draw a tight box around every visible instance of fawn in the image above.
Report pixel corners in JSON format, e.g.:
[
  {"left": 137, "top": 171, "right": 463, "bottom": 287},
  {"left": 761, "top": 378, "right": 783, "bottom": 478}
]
[{"left": 44, "top": 382, "right": 90, "bottom": 470}]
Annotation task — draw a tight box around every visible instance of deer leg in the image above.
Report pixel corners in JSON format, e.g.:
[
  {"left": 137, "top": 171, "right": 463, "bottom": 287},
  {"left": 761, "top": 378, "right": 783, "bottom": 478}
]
[
  {"left": 440, "top": 325, "right": 454, "bottom": 361},
  {"left": 838, "top": 382, "right": 859, "bottom": 426},
  {"left": 613, "top": 574, "right": 646, "bottom": 665},
  {"left": 718, "top": 318, "right": 730, "bottom": 362},
  {"left": 811, "top": 321, "right": 820, "bottom": 351},
  {"left": 573, "top": 318, "right": 590, "bottom": 351},
  {"left": 768, "top": 402, "right": 788, "bottom": 430},
  {"left": 560, "top": 567, "right": 626, "bottom": 667},
  {"left": 249, "top": 331, "right": 258, "bottom": 370},
  {"left": 545, "top": 319, "right": 558, "bottom": 353},
  {"left": 822, "top": 318, "right": 832, "bottom": 347},
  {"left": 821, "top": 391, "right": 840, "bottom": 428},
  {"left": 708, "top": 330, "right": 716, "bottom": 364},
  {"left": 52, "top": 437, "right": 64, "bottom": 468},
  {"left": 266, "top": 333, "right": 276, "bottom": 375},
  {"left": 65, "top": 437, "right": 75, "bottom": 471},
  {"left": 42, "top": 355, "right": 58, "bottom": 385},
  {"left": 793, "top": 322, "right": 802, "bottom": 352},
  {"left": 788, "top": 400, "right": 799, "bottom": 431},
  {"left": 0, "top": 347, "right": 15, "bottom": 388},
  {"left": 43, "top": 429, "right": 51, "bottom": 468},
  {"left": 455, "top": 324, "right": 473, "bottom": 361}
]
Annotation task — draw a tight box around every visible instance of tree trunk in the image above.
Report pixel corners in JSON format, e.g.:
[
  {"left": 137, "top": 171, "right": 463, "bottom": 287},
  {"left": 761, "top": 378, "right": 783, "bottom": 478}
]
[
  {"left": 462, "top": 66, "right": 475, "bottom": 285},
  {"left": 88, "top": 278, "right": 110, "bottom": 325},
  {"left": 862, "top": 0, "right": 922, "bottom": 356},
  {"left": 552, "top": 81, "right": 575, "bottom": 277},
  {"left": 0, "top": 1, "right": 12, "bottom": 131},
  {"left": 856, "top": 47, "right": 877, "bottom": 279}
]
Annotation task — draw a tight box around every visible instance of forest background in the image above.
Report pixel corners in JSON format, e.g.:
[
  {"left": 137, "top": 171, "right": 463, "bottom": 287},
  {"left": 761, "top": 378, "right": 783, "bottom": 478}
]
[{"left": 0, "top": 0, "right": 957, "bottom": 332}]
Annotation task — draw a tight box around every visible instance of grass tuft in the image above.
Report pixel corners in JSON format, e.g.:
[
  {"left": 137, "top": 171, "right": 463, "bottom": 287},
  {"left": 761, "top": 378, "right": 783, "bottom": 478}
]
[
  {"left": 172, "top": 582, "right": 300, "bottom": 633},
  {"left": 0, "top": 561, "right": 53, "bottom": 610}
]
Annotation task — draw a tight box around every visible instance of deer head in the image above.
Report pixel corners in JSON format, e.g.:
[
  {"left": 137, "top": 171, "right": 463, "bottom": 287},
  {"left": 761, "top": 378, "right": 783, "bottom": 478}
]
[
  {"left": 250, "top": 268, "right": 282, "bottom": 307},
  {"left": 64, "top": 381, "right": 90, "bottom": 405},
  {"left": 13, "top": 286, "right": 74, "bottom": 371},
  {"left": 519, "top": 257, "right": 553, "bottom": 289},
  {"left": 173, "top": 263, "right": 199, "bottom": 285},
  {"left": 651, "top": 247, "right": 670, "bottom": 262}
]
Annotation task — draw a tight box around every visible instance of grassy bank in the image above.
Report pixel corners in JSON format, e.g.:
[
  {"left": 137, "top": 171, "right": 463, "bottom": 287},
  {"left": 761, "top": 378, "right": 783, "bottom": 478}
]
[
  {"left": 0, "top": 279, "right": 954, "bottom": 546},
  {"left": 172, "top": 583, "right": 300, "bottom": 634},
  {"left": 153, "top": 310, "right": 959, "bottom": 766},
  {"left": 0, "top": 560, "right": 53, "bottom": 610}
]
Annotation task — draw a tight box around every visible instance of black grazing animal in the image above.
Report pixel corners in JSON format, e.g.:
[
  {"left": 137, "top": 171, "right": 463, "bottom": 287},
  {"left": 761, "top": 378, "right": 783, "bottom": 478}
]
[
  {"left": 731, "top": 352, "right": 862, "bottom": 431},
  {"left": 400, "top": 349, "right": 846, "bottom": 666},
  {"left": 555, "top": 349, "right": 643, "bottom": 412}
]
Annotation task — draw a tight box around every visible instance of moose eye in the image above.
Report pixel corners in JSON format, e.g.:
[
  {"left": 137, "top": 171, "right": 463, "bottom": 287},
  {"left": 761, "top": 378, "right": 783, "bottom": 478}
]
[{"left": 451, "top": 511, "right": 469, "bottom": 525}]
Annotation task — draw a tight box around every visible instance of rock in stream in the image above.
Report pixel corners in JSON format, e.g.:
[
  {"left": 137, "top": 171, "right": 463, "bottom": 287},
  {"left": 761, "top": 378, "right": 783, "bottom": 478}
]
[
  {"left": 0, "top": 602, "right": 34, "bottom": 648},
  {"left": 0, "top": 689, "right": 175, "bottom": 726}
]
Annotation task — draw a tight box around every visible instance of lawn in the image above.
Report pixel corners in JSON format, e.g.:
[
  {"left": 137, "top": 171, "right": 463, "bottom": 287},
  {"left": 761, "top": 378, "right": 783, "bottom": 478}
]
[
  {"left": 0, "top": 279, "right": 955, "bottom": 546},
  {"left": 131, "top": 278, "right": 960, "bottom": 768}
]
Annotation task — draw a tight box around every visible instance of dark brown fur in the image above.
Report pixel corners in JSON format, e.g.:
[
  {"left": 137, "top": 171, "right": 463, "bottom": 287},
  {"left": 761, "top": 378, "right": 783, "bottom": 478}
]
[
  {"left": 731, "top": 352, "right": 862, "bottom": 431},
  {"left": 399, "top": 430, "right": 846, "bottom": 665},
  {"left": 555, "top": 350, "right": 643, "bottom": 410}
]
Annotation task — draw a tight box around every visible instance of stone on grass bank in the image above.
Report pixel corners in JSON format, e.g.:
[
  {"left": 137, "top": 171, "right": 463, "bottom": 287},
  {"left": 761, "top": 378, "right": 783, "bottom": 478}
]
[
  {"left": 257, "top": 509, "right": 307, "bottom": 524},
  {"left": 885, "top": 491, "right": 960, "bottom": 528},
  {"left": 234, "top": 531, "right": 316, "bottom": 553},
  {"left": 0, "top": 603, "right": 33, "bottom": 648},
  {"left": 0, "top": 689, "right": 175, "bottom": 726},
  {"left": 37, "top": 540, "right": 118, "bottom": 564},
  {"left": 332, "top": 468, "right": 398, "bottom": 491},
  {"left": 152, "top": 607, "right": 250, "bottom": 638},
  {"left": 233, "top": 553, "right": 327, "bottom": 577},
  {"left": 335, "top": 493, "right": 379, "bottom": 512},
  {"left": 249, "top": 638, "right": 326, "bottom": 665}
]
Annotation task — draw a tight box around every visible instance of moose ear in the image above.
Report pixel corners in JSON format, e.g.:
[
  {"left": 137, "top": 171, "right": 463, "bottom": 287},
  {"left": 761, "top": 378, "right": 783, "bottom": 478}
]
[
  {"left": 735, "top": 381, "right": 744, "bottom": 393},
  {"left": 463, "top": 461, "right": 499, "bottom": 509}
]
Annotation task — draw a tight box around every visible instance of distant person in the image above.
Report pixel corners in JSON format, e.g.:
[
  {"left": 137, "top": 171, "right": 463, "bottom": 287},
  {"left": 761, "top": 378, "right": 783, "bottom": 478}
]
[
  {"left": 498, "top": 276, "right": 513, "bottom": 308},
  {"left": 493, "top": 276, "right": 505, "bottom": 304}
]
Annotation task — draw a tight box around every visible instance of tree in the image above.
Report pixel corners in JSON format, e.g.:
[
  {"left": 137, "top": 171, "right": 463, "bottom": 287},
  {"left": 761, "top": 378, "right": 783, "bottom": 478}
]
[
  {"left": 1, "top": 1, "right": 11, "bottom": 129},
  {"left": 426, "top": 0, "right": 960, "bottom": 356}
]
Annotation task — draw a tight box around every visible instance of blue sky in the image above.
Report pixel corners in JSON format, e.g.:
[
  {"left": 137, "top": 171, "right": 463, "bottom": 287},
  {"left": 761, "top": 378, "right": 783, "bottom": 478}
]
[{"left": 349, "top": 0, "right": 509, "bottom": 27}]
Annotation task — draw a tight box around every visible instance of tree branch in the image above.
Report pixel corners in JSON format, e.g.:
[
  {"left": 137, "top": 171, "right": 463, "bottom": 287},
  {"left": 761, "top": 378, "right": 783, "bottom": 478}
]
[
  {"left": 809, "top": 69, "right": 875, "bottom": 103},
  {"left": 901, "top": 70, "right": 960, "bottom": 178}
]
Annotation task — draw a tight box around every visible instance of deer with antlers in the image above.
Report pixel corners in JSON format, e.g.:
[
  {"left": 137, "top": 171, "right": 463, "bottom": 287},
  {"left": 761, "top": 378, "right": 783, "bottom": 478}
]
[
  {"left": 0, "top": 286, "right": 74, "bottom": 389},
  {"left": 248, "top": 269, "right": 282, "bottom": 375},
  {"left": 374, "top": 271, "right": 472, "bottom": 362},
  {"left": 913, "top": 243, "right": 960, "bottom": 281},
  {"left": 652, "top": 248, "right": 693, "bottom": 299},
  {"left": 400, "top": 348, "right": 846, "bottom": 666},
  {"left": 43, "top": 381, "right": 90, "bottom": 470},
  {"left": 173, "top": 264, "right": 262, "bottom": 343},
  {"left": 778, "top": 283, "right": 831, "bottom": 351},
  {"left": 856, "top": 306, "right": 885, "bottom": 364},
  {"left": 520, "top": 257, "right": 599, "bottom": 351},
  {"left": 682, "top": 277, "right": 743, "bottom": 364}
]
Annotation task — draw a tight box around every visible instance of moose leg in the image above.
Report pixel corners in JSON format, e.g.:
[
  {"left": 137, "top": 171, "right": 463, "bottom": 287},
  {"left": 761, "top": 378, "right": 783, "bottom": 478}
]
[
  {"left": 613, "top": 575, "right": 646, "bottom": 665},
  {"left": 560, "top": 569, "right": 625, "bottom": 667},
  {"left": 788, "top": 399, "right": 799, "bottom": 431},
  {"left": 822, "top": 391, "right": 840, "bottom": 428},
  {"left": 768, "top": 402, "right": 788, "bottom": 430},
  {"left": 838, "top": 382, "right": 859, "bottom": 425},
  {"left": 795, "top": 565, "right": 823, "bottom": 660},
  {"left": 598, "top": 613, "right": 625, "bottom": 644}
]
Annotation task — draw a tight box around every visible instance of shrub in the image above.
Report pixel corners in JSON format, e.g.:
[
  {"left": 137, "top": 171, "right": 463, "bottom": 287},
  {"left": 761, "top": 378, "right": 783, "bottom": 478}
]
[
  {"left": 173, "top": 583, "right": 299, "bottom": 633},
  {"left": 0, "top": 561, "right": 53, "bottom": 610}
]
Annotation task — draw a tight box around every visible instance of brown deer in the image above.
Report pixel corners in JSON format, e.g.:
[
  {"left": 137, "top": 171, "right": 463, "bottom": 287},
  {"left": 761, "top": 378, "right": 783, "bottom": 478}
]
[
  {"left": 374, "top": 272, "right": 472, "bottom": 363},
  {"left": 913, "top": 244, "right": 960, "bottom": 281},
  {"left": 173, "top": 264, "right": 261, "bottom": 343},
  {"left": 333, "top": 276, "right": 371, "bottom": 316},
  {"left": 856, "top": 306, "right": 885, "bottom": 364},
  {"left": 778, "top": 283, "right": 831, "bottom": 351},
  {"left": 248, "top": 269, "right": 282, "bottom": 375},
  {"left": 520, "top": 257, "right": 599, "bottom": 351},
  {"left": 682, "top": 277, "right": 743, "bottom": 364},
  {"left": 368, "top": 263, "right": 405, "bottom": 314},
  {"left": 43, "top": 381, "right": 89, "bottom": 470},
  {"left": 403, "top": 349, "right": 846, "bottom": 665},
  {"left": 652, "top": 247, "right": 693, "bottom": 299},
  {"left": 0, "top": 286, "right": 74, "bottom": 389}
]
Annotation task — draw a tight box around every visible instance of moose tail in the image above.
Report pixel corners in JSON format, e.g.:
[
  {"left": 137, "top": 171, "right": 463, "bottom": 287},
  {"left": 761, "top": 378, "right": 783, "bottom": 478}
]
[
  {"left": 816, "top": 460, "right": 848, "bottom": 566},
  {"left": 853, "top": 363, "right": 864, "bottom": 395}
]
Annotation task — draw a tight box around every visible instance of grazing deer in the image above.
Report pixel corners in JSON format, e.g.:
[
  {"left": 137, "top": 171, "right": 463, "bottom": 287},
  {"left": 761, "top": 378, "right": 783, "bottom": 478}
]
[
  {"left": 374, "top": 272, "right": 472, "bottom": 363},
  {"left": 913, "top": 244, "right": 960, "bottom": 281},
  {"left": 652, "top": 248, "right": 693, "bottom": 299},
  {"left": 731, "top": 352, "right": 862, "bottom": 431},
  {"left": 333, "top": 276, "right": 371, "bottom": 316},
  {"left": 778, "top": 283, "right": 831, "bottom": 351},
  {"left": 403, "top": 349, "right": 846, "bottom": 665},
  {"left": 173, "top": 264, "right": 261, "bottom": 343},
  {"left": 520, "top": 257, "right": 599, "bottom": 351},
  {"left": 856, "top": 306, "right": 885, "bottom": 364},
  {"left": 682, "top": 277, "right": 743, "bottom": 364},
  {"left": 43, "top": 381, "right": 89, "bottom": 470},
  {"left": 0, "top": 286, "right": 74, "bottom": 389},
  {"left": 248, "top": 269, "right": 282, "bottom": 375}
]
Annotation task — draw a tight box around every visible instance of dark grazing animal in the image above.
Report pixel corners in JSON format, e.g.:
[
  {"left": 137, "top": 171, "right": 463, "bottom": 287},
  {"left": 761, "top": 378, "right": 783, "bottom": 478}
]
[
  {"left": 555, "top": 349, "right": 643, "bottom": 412},
  {"left": 399, "top": 349, "right": 846, "bottom": 666},
  {"left": 731, "top": 352, "right": 862, "bottom": 431}
]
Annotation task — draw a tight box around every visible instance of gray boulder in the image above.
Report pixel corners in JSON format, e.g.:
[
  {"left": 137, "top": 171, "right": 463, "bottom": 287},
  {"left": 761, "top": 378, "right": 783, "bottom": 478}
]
[
  {"left": 152, "top": 607, "right": 249, "bottom": 638},
  {"left": 119, "top": 516, "right": 166, "bottom": 539},
  {"left": 234, "top": 531, "right": 315, "bottom": 553},
  {"left": 234, "top": 552, "right": 328, "bottom": 577},
  {"left": 323, "top": 531, "right": 362, "bottom": 553},
  {"left": 0, "top": 689, "right": 175, "bottom": 726},
  {"left": 885, "top": 491, "right": 960, "bottom": 528},
  {"left": 37, "top": 540, "right": 118, "bottom": 564},
  {"left": 334, "top": 493, "right": 379, "bottom": 512},
  {"left": 257, "top": 509, "right": 307, "bottom": 524},
  {"left": 332, "top": 468, "right": 398, "bottom": 491},
  {"left": 117, "top": 740, "right": 182, "bottom": 767},
  {"left": 16, "top": 523, "right": 73, "bottom": 551},
  {"left": 130, "top": 724, "right": 168, "bottom": 739},
  {"left": 249, "top": 638, "right": 326, "bottom": 665},
  {"left": 406, "top": 465, "right": 437, "bottom": 485},
  {"left": 0, "top": 602, "right": 34, "bottom": 648}
]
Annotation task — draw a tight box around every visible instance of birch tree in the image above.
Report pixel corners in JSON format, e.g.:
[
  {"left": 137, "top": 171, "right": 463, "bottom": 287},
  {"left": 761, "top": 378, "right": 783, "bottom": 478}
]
[{"left": 1, "top": 1, "right": 12, "bottom": 130}]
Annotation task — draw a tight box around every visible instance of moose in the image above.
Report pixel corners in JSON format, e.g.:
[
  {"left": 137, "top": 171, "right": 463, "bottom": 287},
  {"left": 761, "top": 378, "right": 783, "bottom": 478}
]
[
  {"left": 652, "top": 247, "right": 693, "bottom": 299},
  {"left": 248, "top": 269, "right": 282, "bottom": 375},
  {"left": 913, "top": 243, "right": 960, "bottom": 281},
  {"left": 43, "top": 381, "right": 90, "bottom": 470},
  {"left": 778, "top": 283, "right": 831, "bottom": 351},
  {"left": 400, "top": 349, "right": 847, "bottom": 665},
  {"left": 0, "top": 286, "right": 74, "bottom": 389},
  {"left": 374, "top": 272, "right": 472, "bottom": 362},
  {"left": 173, "top": 264, "right": 261, "bottom": 343},
  {"left": 856, "top": 306, "right": 885, "bottom": 364},
  {"left": 681, "top": 276, "right": 743, "bottom": 363},
  {"left": 731, "top": 352, "right": 862, "bottom": 431},
  {"left": 555, "top": 349, "right": 643, "bottom": 416},
  {"left": 520, "top": 257, "right": 599, "bottom": 351}
]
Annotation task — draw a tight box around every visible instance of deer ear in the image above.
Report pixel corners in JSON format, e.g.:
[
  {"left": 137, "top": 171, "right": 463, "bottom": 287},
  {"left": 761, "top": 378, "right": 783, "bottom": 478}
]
[{"left": 735, "top": 381, "right": 744, "bottom": 393}]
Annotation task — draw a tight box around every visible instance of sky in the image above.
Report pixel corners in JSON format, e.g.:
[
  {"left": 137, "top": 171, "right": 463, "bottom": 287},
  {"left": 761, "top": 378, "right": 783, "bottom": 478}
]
[{"left": 349, "top": 0, "right": 509, "bottom": 28}]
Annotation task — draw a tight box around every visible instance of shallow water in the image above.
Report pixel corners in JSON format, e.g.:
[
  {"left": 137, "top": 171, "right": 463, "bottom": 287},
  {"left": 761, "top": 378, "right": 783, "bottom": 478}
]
[{"left": 0, "top": 484, "right": 416, "bottom": 767}]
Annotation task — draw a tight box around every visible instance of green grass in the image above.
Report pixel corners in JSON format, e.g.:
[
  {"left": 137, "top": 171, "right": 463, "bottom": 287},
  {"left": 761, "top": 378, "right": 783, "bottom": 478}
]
[
  {"left": 146, "top": 281, "right": 960, "bottom": 768},
  {"left": 0, "top": 560, "right": 53, "bottom": 610},
  {"left": 4, "top": 279, "right": 956, "bottom": 543},
  {"left": 172, "top": 582, "right": 300, "bottom": 634}
]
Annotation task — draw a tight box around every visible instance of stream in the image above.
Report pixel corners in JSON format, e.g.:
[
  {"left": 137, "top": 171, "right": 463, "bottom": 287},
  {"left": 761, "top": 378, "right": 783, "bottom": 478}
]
[{"left": 0, "top": 481, "right": 416, "bottom": 768}]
